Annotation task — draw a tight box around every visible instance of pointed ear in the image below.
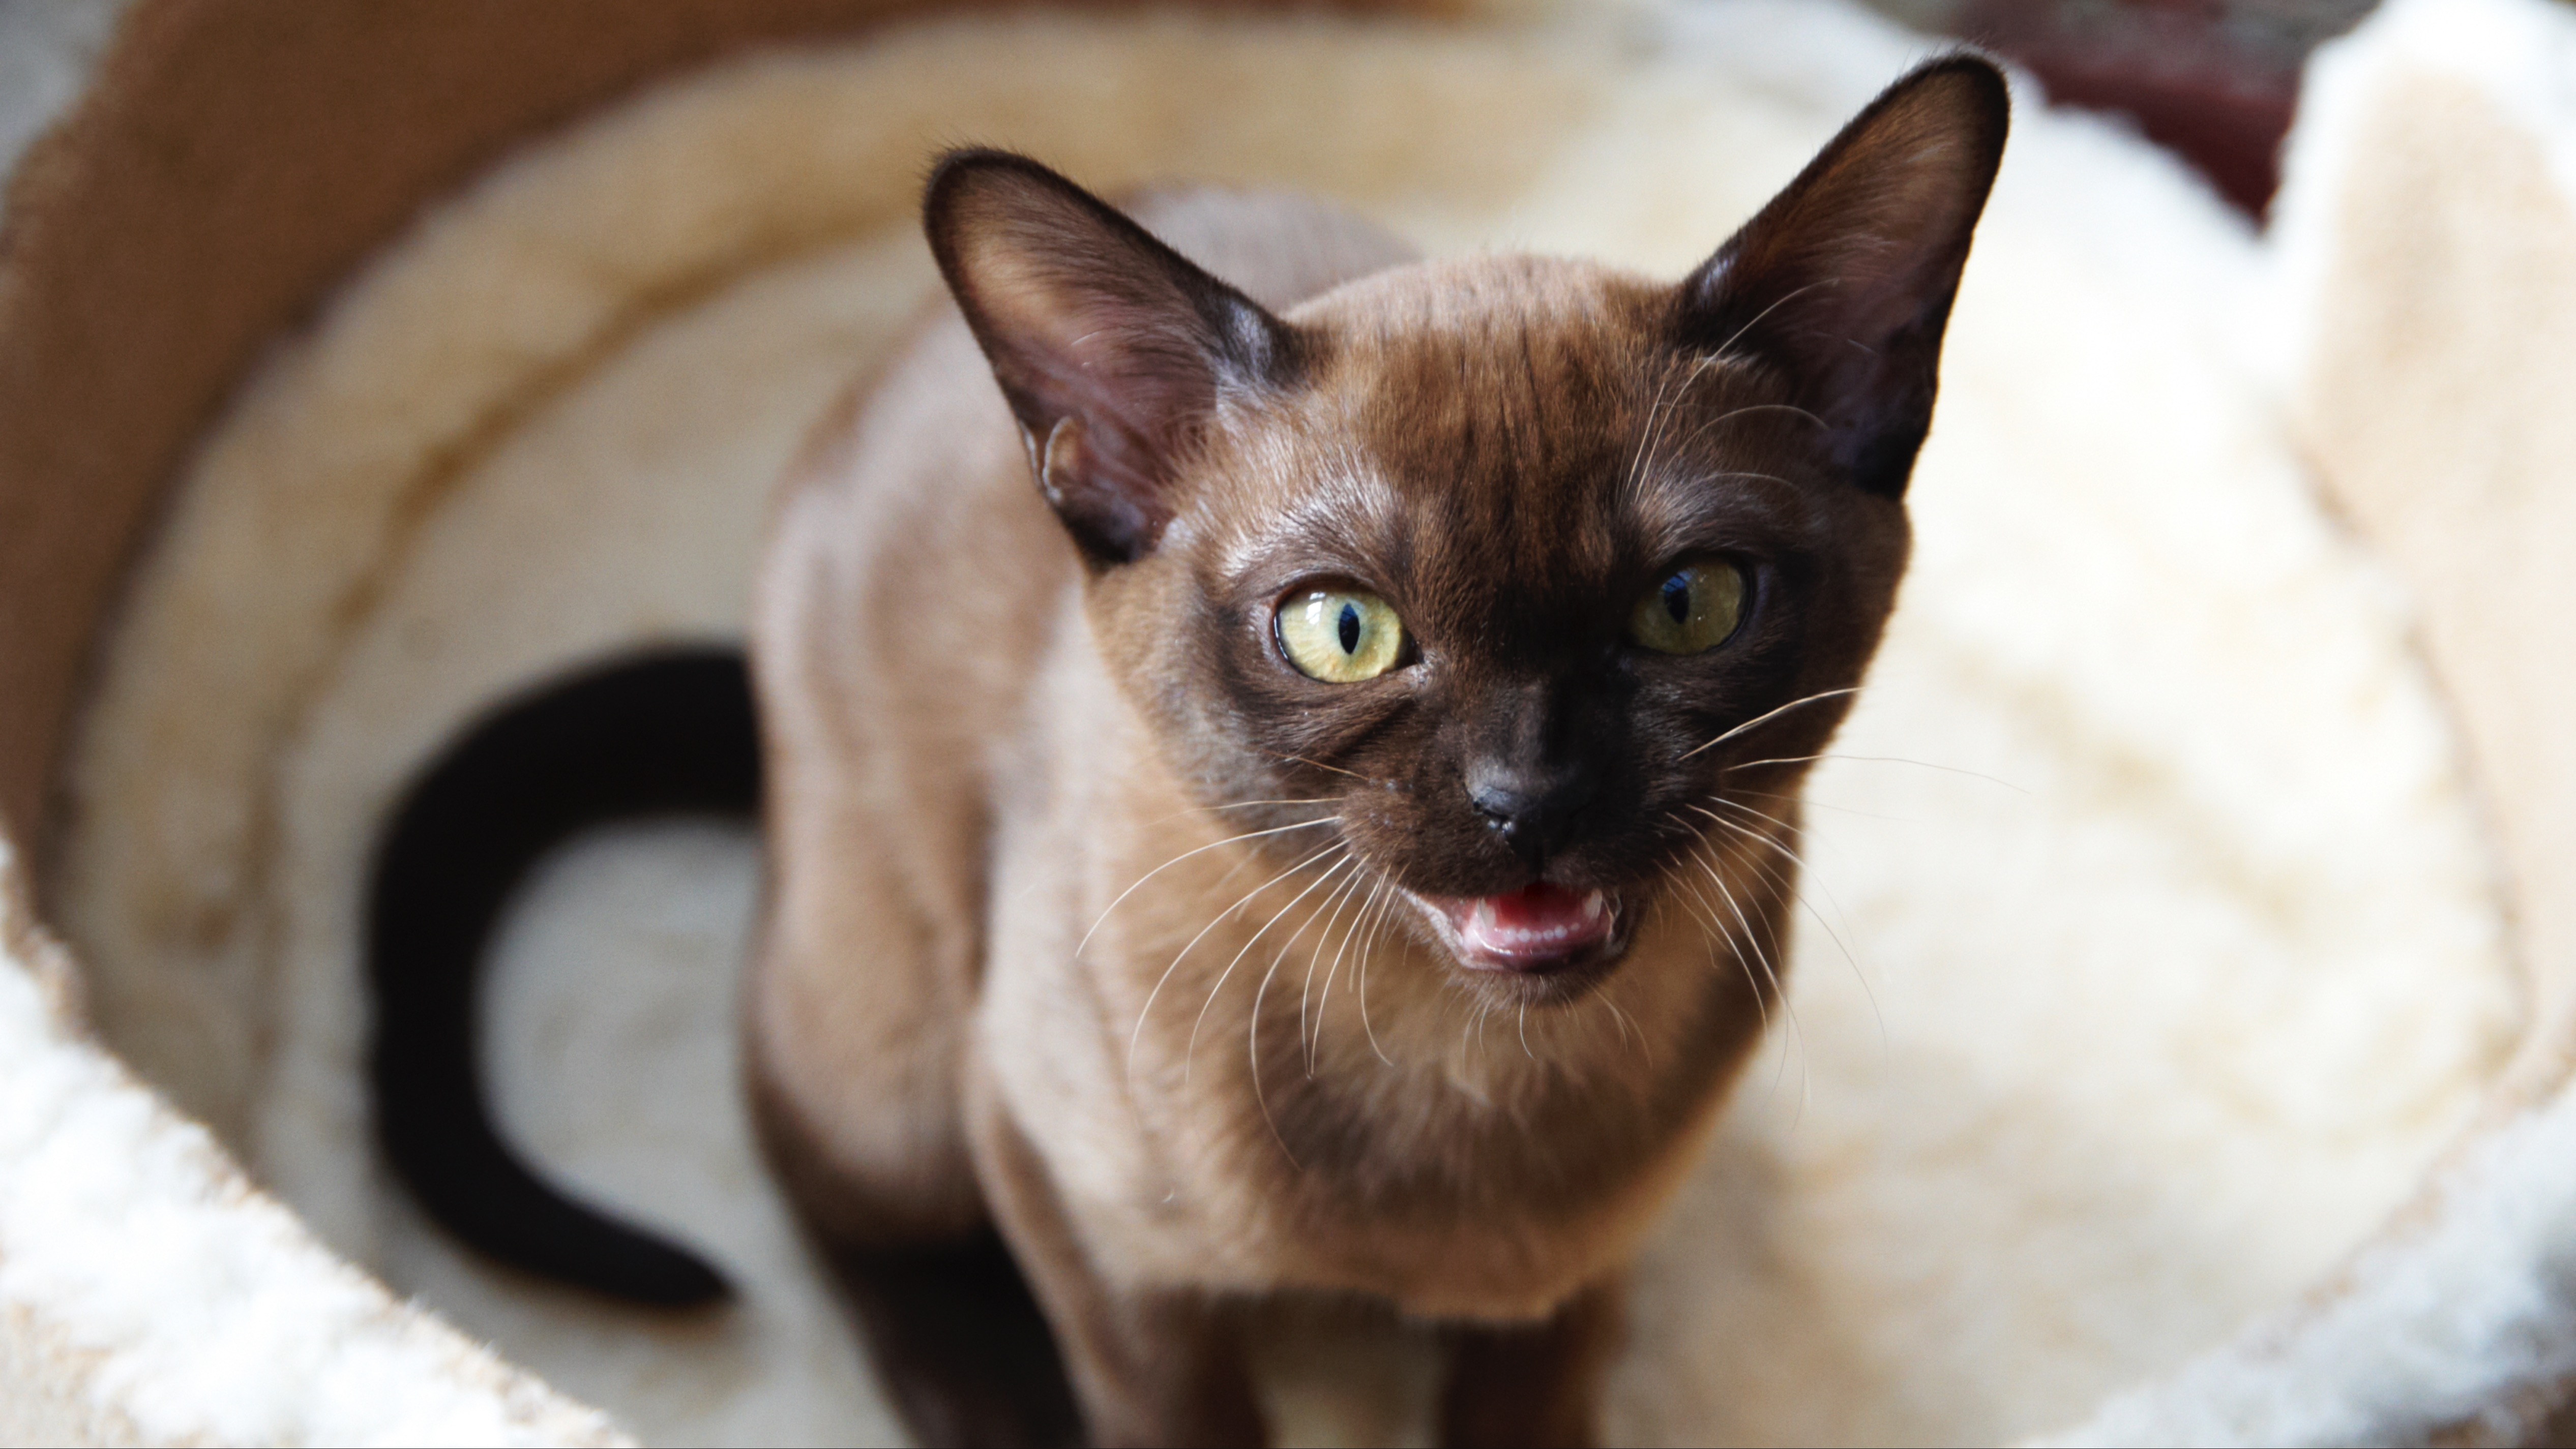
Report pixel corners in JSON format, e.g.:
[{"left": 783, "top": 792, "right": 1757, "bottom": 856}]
[
  {"left": 1679, "top": 55, "right": 2008, "bottom": 499},
  {"left": 925, "top": 149, "right": 1298, "bottom": 564}
]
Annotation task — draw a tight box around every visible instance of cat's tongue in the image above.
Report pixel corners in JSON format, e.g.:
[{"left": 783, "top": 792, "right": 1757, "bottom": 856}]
[{"left": 1450, "top": 882, "right": 1611, "bottom": 971}]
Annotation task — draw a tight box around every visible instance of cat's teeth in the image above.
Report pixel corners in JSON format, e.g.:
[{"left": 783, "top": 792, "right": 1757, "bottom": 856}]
[{"left": 1446, "top": 883, "right": 1615, "bottom": 971}]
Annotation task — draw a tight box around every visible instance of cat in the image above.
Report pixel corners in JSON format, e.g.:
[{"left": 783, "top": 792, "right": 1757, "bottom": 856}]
[{"left": 370, "top": 54, "right": 2006, "bottom": 1448}]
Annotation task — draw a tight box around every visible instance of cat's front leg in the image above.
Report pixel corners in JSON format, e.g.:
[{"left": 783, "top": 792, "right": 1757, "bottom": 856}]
[
  {"left": 966, "top": 1070, "right": 1267, "bottom": 1448},
  {"left": 1437, "top": 1277, "right": 1624, "bottom": 1449}
]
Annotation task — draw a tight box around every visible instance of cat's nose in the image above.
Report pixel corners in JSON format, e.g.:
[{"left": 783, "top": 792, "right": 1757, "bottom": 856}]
[{"left": 1466, "top": 759, "right": 1596, "bottom": 869}]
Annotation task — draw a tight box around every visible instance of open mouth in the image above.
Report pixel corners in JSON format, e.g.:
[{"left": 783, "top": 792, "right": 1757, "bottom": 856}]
[{"left": 1420, "top": 881, "right": 1621, "bottom": 976}]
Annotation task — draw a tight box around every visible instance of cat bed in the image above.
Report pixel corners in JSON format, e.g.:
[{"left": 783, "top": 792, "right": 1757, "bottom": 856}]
[{"left": 4, "top": 0, "right": 2575, "bottom": 1442}]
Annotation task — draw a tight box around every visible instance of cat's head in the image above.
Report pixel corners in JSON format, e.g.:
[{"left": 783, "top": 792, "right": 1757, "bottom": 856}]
[{"left": 929, "top": 58, "right": 2007, "bottom": 1003}]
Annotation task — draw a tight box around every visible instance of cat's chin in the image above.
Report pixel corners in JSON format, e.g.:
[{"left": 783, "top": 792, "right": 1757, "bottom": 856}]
[{"left": 1410, "top": 881, "right": 1631, "bottom": 999}]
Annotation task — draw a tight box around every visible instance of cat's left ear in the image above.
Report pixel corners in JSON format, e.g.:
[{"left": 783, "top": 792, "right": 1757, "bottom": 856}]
[
  {"left": 926, "top": 149, "right": 1298, "bottom": 565},
  {"left": 1679, "top": 55, "right": 2008, "bottom": 499}
]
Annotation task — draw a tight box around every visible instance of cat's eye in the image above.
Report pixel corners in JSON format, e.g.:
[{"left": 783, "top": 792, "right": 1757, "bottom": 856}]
[
  {"left": 1277, "top": 588, "right": 1405, "bottom": 683},
  {"left": 1629, "top": 560, "right": 1745, "bottom": 655}
]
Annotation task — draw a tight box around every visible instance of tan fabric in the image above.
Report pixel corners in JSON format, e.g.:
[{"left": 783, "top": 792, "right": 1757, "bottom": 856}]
[
  {"left": 0, "top": 0, "right": 1430, "bottom": 850},
  {"left": 2297, "top": 77, "right": 2576, "bottom": 1104},
  {"left": 2046, "top": 3, "right": 2576, "bottom": 1439}
]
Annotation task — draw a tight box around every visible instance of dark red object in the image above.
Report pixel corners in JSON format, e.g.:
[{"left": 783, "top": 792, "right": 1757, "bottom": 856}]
[{"left": 1955, "top": 0, "right": 2350, "bottom": 220}]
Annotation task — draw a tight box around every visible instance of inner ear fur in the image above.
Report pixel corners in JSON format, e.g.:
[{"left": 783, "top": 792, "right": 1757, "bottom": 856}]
[
  {"left": 925, "top": 148, "right": 1297, "bottom": 564},
  {"left": 1679, "top": 54, "right": 2010, "bottom": 499}
]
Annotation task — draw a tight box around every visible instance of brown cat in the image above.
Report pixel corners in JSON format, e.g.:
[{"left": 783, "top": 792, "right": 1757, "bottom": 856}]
[
  {"left": 365, "top": 50, "right": 2005, "bottom": 1449},
  {"left": 743, "top": 55, "right": 2006, "bottom": 1447}
]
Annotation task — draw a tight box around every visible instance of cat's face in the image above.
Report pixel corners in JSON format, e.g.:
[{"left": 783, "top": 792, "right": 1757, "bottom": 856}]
[
  {"left": 1118, "top": 262, "right": 1910, "bottom": 997},
  {"left": 931, "top": 58, "right": 2006, "bottom": 1002}
]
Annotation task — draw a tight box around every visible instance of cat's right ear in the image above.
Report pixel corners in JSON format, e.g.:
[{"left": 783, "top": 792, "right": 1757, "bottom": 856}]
[{"left": 926, "top": 150, "right": 1297, "bottom": 565}]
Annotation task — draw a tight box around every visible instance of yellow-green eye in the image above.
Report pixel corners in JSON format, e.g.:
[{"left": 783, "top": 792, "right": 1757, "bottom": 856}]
[
  {"left": 1630, "top": 560, "right": 1745, "bottom": 654},
  {"left": 1278, "top": 588, "right": 1405, "bottom": 682}
]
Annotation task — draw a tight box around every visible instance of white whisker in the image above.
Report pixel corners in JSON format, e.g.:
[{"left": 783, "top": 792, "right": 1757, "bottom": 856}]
[
  {"left": 1680, "top": 688, "right": 1860, "bottom": 761},
  {"left": 1726, "top": 752, "right": 2028, "bottom": 793},
  {"left": 1296, "top": 862, "right": 1375, "bottom": 1076},
  {"left": 1187, "top": 851, "right": 1353, "bottom": 1082},
  {"left": 1709, "top": 281, "right": 1829, "bottom": 364},
  {"left": 1310, "top": 872, "right": 1381, "bottom": 1074},
  {"left": 1246, "top": 855, "right": 1365, "bottom": 1168},
  {"left": 1694, "top": 805, "right": 1885, "bottom": 1058},
  {"left": 1667, "top": 866, "right": 1772, "bottom": 1042},
  {"left": 1081, "top": 816, "right": 1341, "bottom": 960},
  {"left": 1598, "top": 982, "right": 1649, "bottom": 1067},
  {"left": 1351, "top": 880, "right": 1400, "bottom": 1068},
  {"left": 1127, "top": 840, "right": 1342, "bottom": 1080},
  {"left": 1699, "top": 842, "right": 1807, "bottom": 1121}
]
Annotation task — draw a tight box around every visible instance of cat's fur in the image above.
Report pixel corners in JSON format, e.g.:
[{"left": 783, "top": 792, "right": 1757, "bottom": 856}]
[{"left": 742, "top": 55, "right": 2006, "bottom": 1448}]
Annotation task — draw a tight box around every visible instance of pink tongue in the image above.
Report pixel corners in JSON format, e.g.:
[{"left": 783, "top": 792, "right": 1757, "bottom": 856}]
[
  {"left": 1488, "top": 882, "right": 1594, "bottom": 930},
  {"left": 1457, "top": 882, "right": 1611, "bottom": 964}
]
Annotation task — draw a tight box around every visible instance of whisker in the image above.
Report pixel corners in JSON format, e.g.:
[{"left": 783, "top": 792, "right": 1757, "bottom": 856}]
[
  {"left": 1680, "top": 688, "right": 1861, "bottom": 761},
  {"left": 1659, "top": 402, "right": 1825, "bottom": 473},
  {"left": 1666, "top": 865, "right": 1772, "bottom": 1043},
  {"left": 1127, "top": 839, "right": 1342, "bottom": 1079},
  {"left": 1246, "top": 954, "right": 1302, "bottom": 1167},
  {"left": 1309, "top": 875, "right": 1370, "bottom": 1075},
  {"left": 1726, "top": 753, "right": 2029, "bottom": 793},
  {"left": 1628, "top": 354, "right": 1706, "bottom": 504},
  {"left": 1297, "top": 861, "right": 1375, "bottom": 1075},
  {"left": 1622, "top": 364, "right": 1681, "bottom": 505},
  {"left": 1702, "top": 795, "right": 1873, "bottom": 960},
  {"left": 1633, "top": 288, "right": 1835, "bottom": 497},
  {"left": 1729, "top": 786, "right": 1916, "bottom": 824},
  {"left": 1266, "top": 751, "right": 1376, "bottom": 784},
  {"left": 1700, "top": 841, "right": 1808, "bottom": 1119},
  {"left": 1693, "top": 804, "right": 1854, "bottom": 944},
  {"left": 1246, "top": 857, "right": 1363, "bottom": 1169},
  {"left": 1684, "top": 837, "right": 1785, "bottom": 1014},
  {"left": 1709, "top": 281, "right": 1829, "bottom": 364},
  {"left": 1315, "top": 868, "right": 1397, "bottom": 1070},
  {"left": 1187, "top": 852, "right": 1354, "bottom": 1081},
  {"left": 1700, "top": 793, "right": 1871, "bottom": 935},
  {"left": 1351, "top": 880, "right": 1400, "bottom": 1068},
  {"left": 1694, "top": 806, "right": 1886, "bottom": 1057},
  {"left": 1195, "top": 798, "right": 1347, "bottom": 813},
  {"left": 1598, "top": 982, "right": 1649, "bottom": 1067},
  {"left": 1693, "top": 844, "right": 1788, "bottom": 1020},
  {"left": 1700, "top": 793, "right": 1806, "bottom": 840},
  {"left": 1081, "top": 816, "right": 1341, "bottom": 960}
]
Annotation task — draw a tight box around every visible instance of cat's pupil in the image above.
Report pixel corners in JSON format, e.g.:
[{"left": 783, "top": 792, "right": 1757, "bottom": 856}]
[
  {"left": 1338, "top": 602, "right": 1361, "bottom": 654},
  {"left": 1662, "top": 572, "right": 1693, "bottom": 625}
]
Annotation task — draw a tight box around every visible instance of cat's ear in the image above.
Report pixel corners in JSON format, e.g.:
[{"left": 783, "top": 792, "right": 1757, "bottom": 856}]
[
  {"left": 1678, "top": 55, "right": 2008, "bottom": 499},
  {"left": 926, "top": 149, "right": 1298, "bottom": 564}
]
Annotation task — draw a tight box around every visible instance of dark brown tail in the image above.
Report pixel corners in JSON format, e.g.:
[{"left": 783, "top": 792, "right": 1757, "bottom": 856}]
[{"left": 367, "top": 647, "right": 755, "bottom": 1307}]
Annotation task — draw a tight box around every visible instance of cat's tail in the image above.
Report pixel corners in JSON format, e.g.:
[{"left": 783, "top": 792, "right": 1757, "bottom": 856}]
[{"left": 368, "top": 647, "right": 758, "bottom": 1308}]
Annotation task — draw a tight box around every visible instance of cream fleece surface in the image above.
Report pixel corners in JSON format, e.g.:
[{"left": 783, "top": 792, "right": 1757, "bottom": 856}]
[
  {"left": 37, "top": 1, "right": 2551, "bottom": 1444},
  {"left": 0, "top": 838, "right": 626, "bottom": 1447}
]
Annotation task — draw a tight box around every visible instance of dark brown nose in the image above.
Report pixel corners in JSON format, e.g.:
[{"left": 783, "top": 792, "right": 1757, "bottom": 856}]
[{"left": 1466, "top": 757, "right": 1595, "bottom": 869}]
